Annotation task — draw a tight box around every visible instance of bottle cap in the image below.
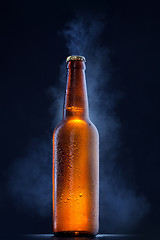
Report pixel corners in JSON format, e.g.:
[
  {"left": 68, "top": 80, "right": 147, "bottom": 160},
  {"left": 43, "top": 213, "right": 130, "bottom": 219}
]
[{"left": 66, "top": 55, "right": 86, "bottom": 62}]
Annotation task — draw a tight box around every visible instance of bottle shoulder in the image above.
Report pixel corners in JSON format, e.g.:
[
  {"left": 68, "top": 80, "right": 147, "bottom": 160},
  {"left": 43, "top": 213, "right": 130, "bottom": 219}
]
[
  {"left": 53, "top": 118, "right": 99, "bottom": 137},
  {"left": 53, "top": 120, "right": 64, "bottom": 135},
  {"left": 88, "top": 119, "right": 99, "bottom": 136}
]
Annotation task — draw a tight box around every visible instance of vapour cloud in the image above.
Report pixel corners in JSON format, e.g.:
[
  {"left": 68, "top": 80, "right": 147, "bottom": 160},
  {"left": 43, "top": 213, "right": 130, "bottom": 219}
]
[
  {"left": 8, "top": 13, "right": 150, "bottom": 233},
  {"left": 8, "top": 139, "right": 52, "bottom": 217}
]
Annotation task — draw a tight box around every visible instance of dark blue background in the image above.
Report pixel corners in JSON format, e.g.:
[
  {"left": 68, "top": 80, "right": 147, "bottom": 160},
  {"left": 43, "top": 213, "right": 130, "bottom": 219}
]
[{"left": 0, "top": 0, "right": 160, "bottom": 234}]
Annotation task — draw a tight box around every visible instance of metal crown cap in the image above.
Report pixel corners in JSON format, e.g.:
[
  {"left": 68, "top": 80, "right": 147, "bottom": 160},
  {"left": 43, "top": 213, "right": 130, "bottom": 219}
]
[{"left": 66, "top": 55, "right": 86, "bottom": 62}]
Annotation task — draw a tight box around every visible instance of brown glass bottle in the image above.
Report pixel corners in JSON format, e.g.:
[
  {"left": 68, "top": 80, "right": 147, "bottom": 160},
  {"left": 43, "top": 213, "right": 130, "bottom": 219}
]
[{"left": 52, "top": 56, "right": 99, "bottom": 236}]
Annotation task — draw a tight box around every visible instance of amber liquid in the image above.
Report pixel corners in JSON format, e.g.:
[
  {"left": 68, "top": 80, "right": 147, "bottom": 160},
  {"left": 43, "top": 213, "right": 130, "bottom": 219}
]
[{"left": 53, "top": 60, "right": 99, "bottom": 236}]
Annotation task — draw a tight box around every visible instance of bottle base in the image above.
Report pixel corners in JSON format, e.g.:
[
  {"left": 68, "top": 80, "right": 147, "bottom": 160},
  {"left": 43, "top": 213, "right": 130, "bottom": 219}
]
[{"left": 54, "top": 231, "right": 97, "bottom": 237}]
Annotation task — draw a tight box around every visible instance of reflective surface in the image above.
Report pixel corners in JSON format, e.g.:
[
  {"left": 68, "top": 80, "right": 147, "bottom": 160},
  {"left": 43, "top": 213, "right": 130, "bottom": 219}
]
[{"left": 1, "top": 233, "right": 157, "bottom": 240}]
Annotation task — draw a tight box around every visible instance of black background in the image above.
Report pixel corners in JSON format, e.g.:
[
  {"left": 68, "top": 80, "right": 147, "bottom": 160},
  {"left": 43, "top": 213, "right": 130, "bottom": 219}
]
[{"left": 0, "top": 0, "right": 160, "bottom": 235}]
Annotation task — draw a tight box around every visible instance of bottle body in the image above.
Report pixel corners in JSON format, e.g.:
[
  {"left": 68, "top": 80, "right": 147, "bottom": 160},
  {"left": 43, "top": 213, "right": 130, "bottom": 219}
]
[{"left": 52, "top": 56, "right": 99, "bottom": 236}]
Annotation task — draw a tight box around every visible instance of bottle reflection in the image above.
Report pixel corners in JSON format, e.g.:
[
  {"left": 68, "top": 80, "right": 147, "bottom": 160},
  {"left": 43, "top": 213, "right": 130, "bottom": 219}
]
[{"left": 52, "top": 237, "right": 97, "bottom": 240}]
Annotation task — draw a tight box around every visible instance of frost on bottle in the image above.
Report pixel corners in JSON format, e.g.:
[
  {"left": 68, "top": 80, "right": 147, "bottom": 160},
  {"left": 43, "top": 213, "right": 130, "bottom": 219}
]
[{"left": 52, "top": 56, "right": 99, "bottom": 236}]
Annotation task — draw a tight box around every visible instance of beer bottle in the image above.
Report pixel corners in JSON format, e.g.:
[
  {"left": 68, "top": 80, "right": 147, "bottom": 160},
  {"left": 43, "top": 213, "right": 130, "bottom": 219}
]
[{"left": 52, "top": 56, "right": 99, "bottom": 236}]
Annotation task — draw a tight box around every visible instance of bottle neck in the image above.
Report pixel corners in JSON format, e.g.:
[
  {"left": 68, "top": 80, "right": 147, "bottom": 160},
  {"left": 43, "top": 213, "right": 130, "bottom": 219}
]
[{"left": 63, "top": 60, "right": 89, "bottom": 120}]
